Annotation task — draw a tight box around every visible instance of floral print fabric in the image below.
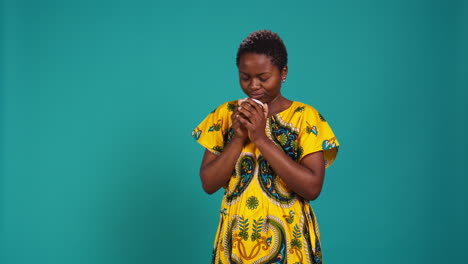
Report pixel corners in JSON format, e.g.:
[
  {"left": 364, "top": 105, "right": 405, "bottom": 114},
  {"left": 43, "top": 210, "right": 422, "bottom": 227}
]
[{"left": 193, "top": 100, "right": 339, "bottom": 264}]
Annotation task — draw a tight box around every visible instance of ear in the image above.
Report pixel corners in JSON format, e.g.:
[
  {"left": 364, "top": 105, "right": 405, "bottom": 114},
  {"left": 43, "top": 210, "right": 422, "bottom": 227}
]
[{"left": 281, "top": 66, "right": 288, "bottom": 81}]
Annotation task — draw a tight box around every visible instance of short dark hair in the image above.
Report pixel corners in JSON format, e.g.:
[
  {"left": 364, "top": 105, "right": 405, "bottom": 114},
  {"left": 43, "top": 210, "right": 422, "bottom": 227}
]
[{"left": 236, "top": 30, "right": 288, "bottom": 71}]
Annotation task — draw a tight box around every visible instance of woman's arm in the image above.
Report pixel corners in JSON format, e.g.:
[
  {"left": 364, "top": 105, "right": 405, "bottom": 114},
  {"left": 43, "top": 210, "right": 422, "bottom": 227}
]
[
  {"left": 238, "top": 100, "right": 325, "bottom": 200},
  {"left": 199, "top": 108, "right": 248, "bottom": 194},
  {"left": 200, "top": 137, "right": 244, "bottom": 194},
  {"left": 254, "top": 137, "right": 325, "bottom": 200}
]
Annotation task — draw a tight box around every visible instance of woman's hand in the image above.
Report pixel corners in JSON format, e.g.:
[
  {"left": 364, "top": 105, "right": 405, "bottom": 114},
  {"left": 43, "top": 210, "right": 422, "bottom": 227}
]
[
  {"left": 237, "top": 99, "right": 268, "bottom": 144},
  {"left": 231, "top": 107, "right": 249, "bottom": 143}
]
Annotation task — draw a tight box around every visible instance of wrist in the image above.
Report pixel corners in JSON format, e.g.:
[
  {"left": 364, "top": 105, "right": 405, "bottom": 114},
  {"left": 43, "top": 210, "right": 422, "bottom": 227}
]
[
  {"left": 232, "top": 134, "right": 248, "bottom": 145},
  {"left": 252, "top": 134, "right": 270, "bottom": 147}
]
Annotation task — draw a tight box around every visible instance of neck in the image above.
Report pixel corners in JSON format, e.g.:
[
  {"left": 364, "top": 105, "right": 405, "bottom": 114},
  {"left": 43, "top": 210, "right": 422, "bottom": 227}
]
[{"left": 267, "top": 95, "right": 291, "bottom": 117}]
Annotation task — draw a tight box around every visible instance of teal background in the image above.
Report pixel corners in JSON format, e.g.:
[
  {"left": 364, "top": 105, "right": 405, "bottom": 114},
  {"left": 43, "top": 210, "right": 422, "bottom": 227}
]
[{"left": 1, "top": 0, "right": 467, "bottom": 263}]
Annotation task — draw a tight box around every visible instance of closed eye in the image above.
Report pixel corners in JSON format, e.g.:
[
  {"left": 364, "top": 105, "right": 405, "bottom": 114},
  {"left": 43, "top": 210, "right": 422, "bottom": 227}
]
[{"left": 240, "top": 74, "right": 250, "bottom": 81}]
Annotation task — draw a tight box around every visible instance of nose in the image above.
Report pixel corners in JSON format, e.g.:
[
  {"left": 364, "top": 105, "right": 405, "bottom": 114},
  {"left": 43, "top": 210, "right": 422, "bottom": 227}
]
[{"left": 250, "top": 78, "right": 261, "bottom": 89}]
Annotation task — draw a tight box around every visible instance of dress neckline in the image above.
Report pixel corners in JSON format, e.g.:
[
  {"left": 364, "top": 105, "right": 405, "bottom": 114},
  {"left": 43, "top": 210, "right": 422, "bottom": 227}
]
[{"left": 269, "top": 101, "right": 296, "bottom": 118}]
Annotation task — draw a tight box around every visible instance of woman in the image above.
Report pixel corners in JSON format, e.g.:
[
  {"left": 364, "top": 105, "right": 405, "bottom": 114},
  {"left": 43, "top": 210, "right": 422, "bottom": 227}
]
[{"left": 192, "top": 30, "right": 339, "bottom": 264}]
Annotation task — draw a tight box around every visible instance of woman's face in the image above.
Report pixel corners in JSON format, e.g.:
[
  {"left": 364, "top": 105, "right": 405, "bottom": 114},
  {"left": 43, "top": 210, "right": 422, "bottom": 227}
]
[{"left": 238, "top": 53, "right": 287, "bottom": 104}]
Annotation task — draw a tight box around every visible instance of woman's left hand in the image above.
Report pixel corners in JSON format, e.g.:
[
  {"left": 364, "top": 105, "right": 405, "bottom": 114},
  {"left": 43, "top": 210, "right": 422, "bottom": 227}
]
[{"left": 237, "top": 99, "right": 268, "bottom": 144}]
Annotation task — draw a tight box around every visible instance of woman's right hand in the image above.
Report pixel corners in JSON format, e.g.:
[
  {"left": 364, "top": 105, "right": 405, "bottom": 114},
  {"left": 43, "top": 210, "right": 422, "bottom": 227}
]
[{"left": 232, "top": 106, "right": 249, "bottom": 142}]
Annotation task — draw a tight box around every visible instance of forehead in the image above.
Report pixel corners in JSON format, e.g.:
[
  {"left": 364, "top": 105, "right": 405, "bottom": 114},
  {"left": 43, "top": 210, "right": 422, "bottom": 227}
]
[{"left": 238, "top": 53, "right": 276, "bottom": 73}]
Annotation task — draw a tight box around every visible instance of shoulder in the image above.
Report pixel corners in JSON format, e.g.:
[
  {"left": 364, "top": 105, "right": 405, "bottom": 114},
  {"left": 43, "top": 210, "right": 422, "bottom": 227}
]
[
  {"left": 210, "top": 100, "right": 238, "bottom": 115},
  {"left": 291, "top": 101, "right": 317, "bottom": 112},
  {"left": 288, "top": 101, "right": 322, "bottom": 118}
]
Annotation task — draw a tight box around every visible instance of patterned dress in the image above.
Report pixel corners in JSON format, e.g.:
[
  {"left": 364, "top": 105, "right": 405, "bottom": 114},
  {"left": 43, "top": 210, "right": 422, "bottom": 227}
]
[{"left": 192, "top": 100, "right": 339, "bottom": 264}]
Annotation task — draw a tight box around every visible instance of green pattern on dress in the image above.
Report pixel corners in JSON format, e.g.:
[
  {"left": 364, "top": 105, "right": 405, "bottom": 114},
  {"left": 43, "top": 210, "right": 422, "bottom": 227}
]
[
  {"left": 230, "top": 216, "right": 276, "bottom": 262},
  {"left": 191, "top": 128, "right": 201, "bottom": 140},
  {"left": 284, "top": 210, "right": 295, "bottom": 224},
  {"left": 212, "top": 145, "right": 224, "bottom": 153},
  {"left": 238, "top": 216, "right": 249, "bottom": 241},
  {"left": 294, "top": 106, "right": 305, "bottom": 112},
  {"left": 226, "top": 155, "right": 255, "bottom": 203},
  {"left": 227, "top": 103, "right": 236, "bottom": 111},
  {"left": 247, "top": 196, "right": 259, "bottom": 210},
  {"left": 250, "top": 217, "right": 264, "bottom": 241},
  {"left": 291, "top": 224, "right": 302, "bottom": 249},
  {"left": 269, "top": 116, "right": 303, "bottom": 162},
  {"left": 306, "top": 125, "right": 318, "bottom": 135},
  {"left": 318, "top": 112, "right": 326, "bottom": 122},
  {"left": 209, "top": 123, "right": 221, "bottom": 132}
]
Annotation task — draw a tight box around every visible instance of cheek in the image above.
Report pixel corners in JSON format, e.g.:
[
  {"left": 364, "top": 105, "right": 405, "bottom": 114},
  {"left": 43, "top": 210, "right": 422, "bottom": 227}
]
[
  {"left": 239, "top": 80, "right": 248, "bottom": 90},
  {"left": 265, "top": 80, "right": 281, "bottom": 93}
]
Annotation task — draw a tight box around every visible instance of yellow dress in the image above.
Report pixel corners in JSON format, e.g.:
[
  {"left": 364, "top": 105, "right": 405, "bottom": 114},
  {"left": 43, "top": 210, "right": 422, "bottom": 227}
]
[{"left": 192, "top": 100, "right": 339, "bottom": 264}]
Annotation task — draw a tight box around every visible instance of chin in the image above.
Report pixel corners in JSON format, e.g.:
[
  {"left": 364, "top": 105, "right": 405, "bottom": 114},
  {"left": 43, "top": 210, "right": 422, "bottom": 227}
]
[{"left": 257, "top": 97, "right": 272, "bottom": 104}]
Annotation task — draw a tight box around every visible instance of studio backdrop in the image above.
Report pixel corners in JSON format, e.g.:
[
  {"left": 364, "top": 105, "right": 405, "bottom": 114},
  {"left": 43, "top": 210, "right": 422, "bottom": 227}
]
[{"left": 1, "top": 0, "right": 467, "bottom": 263}]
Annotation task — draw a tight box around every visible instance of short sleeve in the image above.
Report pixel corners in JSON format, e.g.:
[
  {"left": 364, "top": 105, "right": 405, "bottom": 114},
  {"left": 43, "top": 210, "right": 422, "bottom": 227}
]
[
  {"left": 298, "top": 106, "right": 339, "bottom": 168},
  {"left": 191, "top": 101, "right": 236, "bottom": 155}
]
